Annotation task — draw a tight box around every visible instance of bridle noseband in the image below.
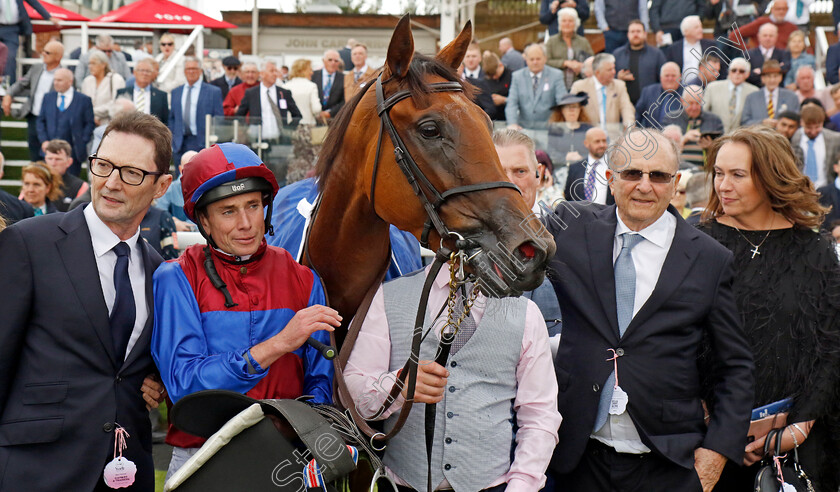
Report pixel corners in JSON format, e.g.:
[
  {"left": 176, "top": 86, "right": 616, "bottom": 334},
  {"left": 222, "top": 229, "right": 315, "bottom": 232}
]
[{"left": 370, "top": 74, "right": 521, "bottom": 249}]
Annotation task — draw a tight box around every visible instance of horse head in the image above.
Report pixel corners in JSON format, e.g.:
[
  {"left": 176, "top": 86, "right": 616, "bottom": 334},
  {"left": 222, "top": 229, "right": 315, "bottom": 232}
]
[{"left": 365, "top": 16, "right": 555, "bottom": 296}]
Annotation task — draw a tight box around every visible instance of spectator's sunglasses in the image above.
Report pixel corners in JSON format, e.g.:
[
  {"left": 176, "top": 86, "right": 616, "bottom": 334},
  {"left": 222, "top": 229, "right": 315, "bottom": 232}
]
[
  {"left": 729, "top": 68, "right": 747, "bottom": 73},
  {"left": 160, "top": 42, "right": 174, "bottom": 47},
  {"left": 617, "top": 170, "right": 676, "bottom": 184}
]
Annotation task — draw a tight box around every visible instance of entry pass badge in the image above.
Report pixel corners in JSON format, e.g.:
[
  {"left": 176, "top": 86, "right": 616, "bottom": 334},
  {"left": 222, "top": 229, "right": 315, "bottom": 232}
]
[
  {"left": 103, "top": 424, "right": 136, "bottom": 489},
  {"left": 609, "top": 386, "right": 629, "bottom": 415},
  {"left": 103, "top": 457, "right": 136, "bottom": 488},
  {"left": 781, "top": 483, "right": 797, "bottom": 492},
  {"left": 279, "top": 99, "right": 288, "bottom": 110},
  {"left": 543, "top": 82, "right": 550, "bottom": 92}
]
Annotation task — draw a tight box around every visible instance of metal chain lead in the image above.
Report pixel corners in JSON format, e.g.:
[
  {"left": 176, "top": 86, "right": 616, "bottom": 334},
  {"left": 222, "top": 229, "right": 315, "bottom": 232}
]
[{"left": 441, "top": 251, "right": 480, "bottom": 338}]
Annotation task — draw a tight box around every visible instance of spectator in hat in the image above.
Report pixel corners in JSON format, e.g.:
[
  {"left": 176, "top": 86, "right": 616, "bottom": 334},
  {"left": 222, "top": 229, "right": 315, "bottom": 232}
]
[
  {"left": 745, "top": 23, "right": 792, "bottom": 87},
  {"left": 741, "top": 59, "right": 800, "bottom": 126},
  {"left": 548, "top": 91, "right": 592, "bottom": 166},
  {"left": 210, "top": 56, "right": 242, "bottom": 100}
]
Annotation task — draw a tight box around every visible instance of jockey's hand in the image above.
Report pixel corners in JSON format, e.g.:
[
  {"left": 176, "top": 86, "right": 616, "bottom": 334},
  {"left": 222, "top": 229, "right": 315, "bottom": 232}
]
[
  {"left": 275, "top": 305, "right": 341, "bottom": 353},
  {"left": 402, "top": 361, "right": 448, "bottom": 404}
]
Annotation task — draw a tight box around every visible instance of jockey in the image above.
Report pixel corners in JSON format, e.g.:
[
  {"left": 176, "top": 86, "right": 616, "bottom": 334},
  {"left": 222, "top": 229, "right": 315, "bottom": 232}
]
[{"left": 151, "top": 143, "right": 341, "bottom": 478}]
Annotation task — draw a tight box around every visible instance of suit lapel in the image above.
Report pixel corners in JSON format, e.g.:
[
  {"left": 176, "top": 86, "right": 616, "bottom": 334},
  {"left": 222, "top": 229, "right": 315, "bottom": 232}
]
[
  {"left": 622, "top": 210, "right": 699, "bottom": 337},
  {"left": 57, "top": 207, "right": 118, "bottom": 369},
  {"left": 585, "top": 206, "right": 620, "bottom": 339},
  {"left": 121, "top": 240, "right": 156, "bottom": 371}
]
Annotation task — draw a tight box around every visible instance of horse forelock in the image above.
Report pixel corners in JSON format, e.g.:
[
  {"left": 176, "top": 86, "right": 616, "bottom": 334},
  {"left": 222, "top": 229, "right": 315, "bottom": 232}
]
[{"left": 315, "top": 53, "right": 476, "bottom": 190}]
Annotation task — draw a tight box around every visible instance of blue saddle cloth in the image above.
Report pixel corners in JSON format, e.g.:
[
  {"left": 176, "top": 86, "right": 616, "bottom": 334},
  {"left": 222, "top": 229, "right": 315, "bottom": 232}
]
[{"left": 267, "top": 178, "right": 422, "bottom": 281}]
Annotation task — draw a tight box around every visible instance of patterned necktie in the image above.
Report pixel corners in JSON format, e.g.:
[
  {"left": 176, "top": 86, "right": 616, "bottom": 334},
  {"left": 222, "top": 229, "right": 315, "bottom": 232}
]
[
  {"left": 323, "top": 73, "right": 333, "bottom": 105},
  {"left": 767, "top": 92, "right": 775, "bottom": 119},
  {"left": 729, "top": 86, "right": 738, "bottom": 114},
  {"left": 59, "top": 94, "right": 65, "bottom": 112},
  {"left": 593, "top": 233, "right": 644, "bottom": 432},
  {"left": 805, "top": 139, "right": 818, "bottom": 182},
  {"left": 449, "top": 285, "right": 477, "bottom": 355},
  {"left": 110, "top": 242, "right": 136, "bottom": 361},
  {"left": 584, "top": 161, "right": 598, "bottom": 201},
  {"left": 532, "top": 73, "right": 539, "bottom": 95},
  {"left": 354, "top": 70, "right": 361, "bottom": 82},
  {"left": 135, "top": 88, "right": 145, "bottom": 114},
  {"left": 184, "top": 85, "right": 193, "bottom": 135}
]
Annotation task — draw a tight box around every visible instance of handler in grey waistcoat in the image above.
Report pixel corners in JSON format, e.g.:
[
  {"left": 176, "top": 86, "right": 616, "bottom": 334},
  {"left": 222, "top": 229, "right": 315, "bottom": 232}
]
[{"left": 344, "top": 265, "right": 562, "bottom": 492}]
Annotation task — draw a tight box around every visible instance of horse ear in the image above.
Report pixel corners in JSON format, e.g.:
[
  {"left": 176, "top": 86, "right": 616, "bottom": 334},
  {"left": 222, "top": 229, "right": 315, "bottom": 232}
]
[
  {"left": 383, "top": 14, "right": 414, "bottom": 80},
  {"left": 436, "top": 20, "right": 473, "bottom": 70}
]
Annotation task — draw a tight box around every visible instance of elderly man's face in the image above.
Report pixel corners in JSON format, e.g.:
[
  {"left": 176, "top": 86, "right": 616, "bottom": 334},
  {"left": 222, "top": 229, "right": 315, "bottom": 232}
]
[
  {"left": 771, "top": 0, "right": 788, "bottom": 19},
  {"left": 759, "top": 27, "right": 778, "bottom": 49},
  {"left": 796, "top": 69, "right": 814, "bottom": 91},
  {"left": 322, "top": 51, "right": 341, "bottom": 74},
  {"left": 684, "top": 19, "right": 703, "bottom": 42},
  {"left": 661, "top": 65, "right": 681, "bottom": 91},
  {"left": 184, "top": 61, "right": 201, "bottom": 85},
  {"left": 241, "top": 65, "right": 259, "bottom": 85},
  {"left": 53, "top": 70, "right": 73, "bottom": 93},
  {"left": 525, "top": 47, "right": 547, "bottom": 74},
  {"left": 134, "top": 62, "right": 154, "bottom": 88},
  {"left": 595, "top": 61, "right": 616, "bottom": 86},
  {"left": 607, "top": 136, "right": 680, "bottom": 232},
  {"left": 496, "top": 144, "right": 540, "bottom": 208},
  {"left": 683, "top": 93, "right": 703, "bottom": 118},
  {"left": 728, "top": 64, "right": 748, "bottom": 85}
]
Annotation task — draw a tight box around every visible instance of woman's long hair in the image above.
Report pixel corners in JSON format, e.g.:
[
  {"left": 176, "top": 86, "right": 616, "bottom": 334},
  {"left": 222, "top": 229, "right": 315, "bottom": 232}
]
[{"left": 702, "top": 125, "right": 828, "bottom": 229}]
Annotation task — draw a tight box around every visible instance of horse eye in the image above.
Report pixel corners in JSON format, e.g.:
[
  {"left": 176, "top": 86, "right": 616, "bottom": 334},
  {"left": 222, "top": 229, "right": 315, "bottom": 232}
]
[{"left": 418, "top": 122, "right": 440, "bottom": 139}]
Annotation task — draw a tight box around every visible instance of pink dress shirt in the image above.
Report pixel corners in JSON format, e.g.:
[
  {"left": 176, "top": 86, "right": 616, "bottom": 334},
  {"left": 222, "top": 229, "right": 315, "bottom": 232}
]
[{"left": 344, "top": 264, "right": 562, "bottom": 492}]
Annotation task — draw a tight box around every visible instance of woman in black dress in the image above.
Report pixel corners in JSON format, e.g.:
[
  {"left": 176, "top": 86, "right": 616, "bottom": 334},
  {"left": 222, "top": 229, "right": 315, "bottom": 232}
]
[{"left": 699, "top": 126, "right": 840, "bottom": 491}]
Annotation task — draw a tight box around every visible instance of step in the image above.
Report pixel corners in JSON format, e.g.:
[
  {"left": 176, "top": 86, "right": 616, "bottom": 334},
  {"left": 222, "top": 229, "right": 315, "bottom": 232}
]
[
  {"left": 0, "top": 140, "right": 28, "bottom": 148},
  {"left": 0, "top": 121, "right": 28, "bottom": 129},
  {"left": 2, "top": 159, "right": 31, "bottom": 168}
]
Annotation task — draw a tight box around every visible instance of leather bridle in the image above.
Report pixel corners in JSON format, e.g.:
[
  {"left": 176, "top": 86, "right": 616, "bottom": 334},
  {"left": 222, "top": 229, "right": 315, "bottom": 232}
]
[{"left": 369, "top": 74, "right": 521, "bottom": 249}]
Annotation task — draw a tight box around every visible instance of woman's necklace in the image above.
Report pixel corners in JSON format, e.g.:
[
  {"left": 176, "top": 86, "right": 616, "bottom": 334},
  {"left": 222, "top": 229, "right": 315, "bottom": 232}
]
[{"left": 731, "top": 215, "right": 775, "bottom": 259}]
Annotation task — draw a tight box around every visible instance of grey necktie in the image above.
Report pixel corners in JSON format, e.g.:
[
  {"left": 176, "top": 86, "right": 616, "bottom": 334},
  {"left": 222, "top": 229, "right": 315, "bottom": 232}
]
[
  {"left": 593, "top": 233, "right": 644, "bottom": 432},
  {"left": 267, "top": 87, "right": 285, "bottom": 128},
  {"left": 183, "top": 85, "right": 193, "bottom": 135},
  {"left": 449, "top": 286, "right": 477, "bottom": 355}
]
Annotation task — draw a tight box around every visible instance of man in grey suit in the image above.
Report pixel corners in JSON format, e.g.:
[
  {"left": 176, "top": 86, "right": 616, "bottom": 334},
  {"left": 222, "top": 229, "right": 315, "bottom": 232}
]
[
  {"left": 499, "top": 37, "right": 525, "bottom": 73},
  {"left": 505, "top": 44, "right": 567, "bottom": 130},
  {"left": 1, "top": 39, "right": 64, "bottom": 161},
  {"left": 703, "top": 57, "right": 758, "bottom": 133},
  {"left": 794, "top": 104, "right": 840, "bottom": 188},
  {"left": 740, "top": 60, "right": 799, "bottom": 126},
  {"left": 75, "top": 34, "right": 131, "bottom": 88}
]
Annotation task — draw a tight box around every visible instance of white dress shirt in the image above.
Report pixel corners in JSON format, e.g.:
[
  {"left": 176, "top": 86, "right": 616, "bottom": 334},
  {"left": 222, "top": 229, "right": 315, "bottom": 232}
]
[
  {"left": 585, "top": 154, "right": 610, "bottom": 205},
  {"left": 259, "top": 83, "right": 281, "bottom": 139},
  {"left": 32, "top": 67, "right": 57, "bottom": 116},
  {"left": 0, "top": 0, "right": 20, "bottom": 26},
  {"left": 800, "top": 131, "right": 827, "bottom": 188},
  {"left": 56, "top": 87, "right": 74, "bottom": 109},
  {"left": 83, "top": 203, "right": 148, "bottom": 360},
  {"left": 463, "top": 68, "right": 481, "bottom": 79},
  {"left": 682, "top": 40, "right": 702, "bottom": 81},
  {"left": 591, "top": 209, "right": 677, "bottom": 454},
  {"left": 760, "top": 46, "right": 775, "bottom": 61}
]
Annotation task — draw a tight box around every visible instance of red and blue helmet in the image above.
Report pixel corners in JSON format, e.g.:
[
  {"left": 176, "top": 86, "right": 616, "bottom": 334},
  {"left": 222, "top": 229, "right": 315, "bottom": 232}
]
[{"left": 181, "top": 143, "right": 279, "bottom": 235}]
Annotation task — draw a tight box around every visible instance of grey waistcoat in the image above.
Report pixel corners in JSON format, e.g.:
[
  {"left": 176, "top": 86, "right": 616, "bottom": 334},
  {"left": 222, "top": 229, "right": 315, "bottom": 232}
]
[{"left": 381, "top": 270, "right": 526, "bottom": 492}]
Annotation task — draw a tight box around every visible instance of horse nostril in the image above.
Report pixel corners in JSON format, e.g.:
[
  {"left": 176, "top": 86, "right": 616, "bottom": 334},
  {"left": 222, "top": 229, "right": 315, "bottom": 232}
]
[{"left": 518, "top": 242, "right": 536, "bottom": 261}]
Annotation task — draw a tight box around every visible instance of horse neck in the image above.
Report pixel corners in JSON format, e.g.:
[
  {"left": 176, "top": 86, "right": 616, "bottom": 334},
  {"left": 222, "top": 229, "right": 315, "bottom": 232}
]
[{"left": 305, "top": 170, "right": 391, "bottom": 324}]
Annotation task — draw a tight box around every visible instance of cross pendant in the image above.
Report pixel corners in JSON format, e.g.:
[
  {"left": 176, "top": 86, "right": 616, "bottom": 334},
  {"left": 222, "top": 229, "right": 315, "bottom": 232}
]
[{"left": 750, "top": 245, "right": 761, "bottom": 258}]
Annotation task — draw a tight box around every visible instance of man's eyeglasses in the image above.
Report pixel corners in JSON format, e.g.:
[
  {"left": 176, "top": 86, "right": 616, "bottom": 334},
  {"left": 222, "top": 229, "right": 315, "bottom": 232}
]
[
  {"left": 102, "top": 49, "right": 113, "bottom": 54},
  {"left": 88, "top": 155, "right": 163, "bottom": 186},
  {"left": 160, "top": 42, "right": 174, "bottom": 47},
  {"left": 618, "top": 170, "right": 676, "bottom": 184}
]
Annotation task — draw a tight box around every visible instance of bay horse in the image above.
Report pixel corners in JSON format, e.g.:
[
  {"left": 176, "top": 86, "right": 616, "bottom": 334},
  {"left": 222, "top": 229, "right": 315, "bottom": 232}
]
[{"left": 298, "top": 16, "right": 555, "bottom": 341}]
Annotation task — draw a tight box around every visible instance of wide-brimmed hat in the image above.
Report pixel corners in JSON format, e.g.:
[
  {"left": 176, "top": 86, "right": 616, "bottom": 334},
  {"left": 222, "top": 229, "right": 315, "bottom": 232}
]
[
  {"left": 551, "top": 91, "right": 589, "bottom": 111},
  {"left": 761, "top": 59, "right": 782, "bottom": 75}
]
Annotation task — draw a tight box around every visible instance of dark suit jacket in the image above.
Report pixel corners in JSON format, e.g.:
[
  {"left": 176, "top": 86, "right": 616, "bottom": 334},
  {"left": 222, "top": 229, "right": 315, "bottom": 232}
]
[
  {"left": 818, "top": 183, "right": 840, "bottom": 230},
  {"left": 539, "top": 0, "right": 589, "bottom": 36},
  {"left": 544, "top": 203, "right": 754, "bottom": 473},
  {"left": 664, "top": 39, "right": 718, "bottom": 74},
  {"left": 36, "top": 91, "right": 95, "bottom": 164},
  {"left": 116, "top": 84, "right": 170, "bottom": 124},
  {"left": 0, "top": 207, "right": 162, "bottom": 491},
  {"left": 827, "top": 42, "right": 840, "bottom": 85},
  {"left": 635, "top": 83, "right": 682, "bottom": 128},
  {"left": 564, "top": 159, "right": 615, "bottom": 205},
  {"left": 312, "top": 69, "right": 345, "bottom": 117},
  {"left": 168, "top": 82, "right": 224, "bottom": 152},
  {"left": 209, "top": 75, "right": 241, "bottom": 100},
  {"left": 0, "top": 189, "right": 33, "bottom": 224},
  {"left": 235, "top": 84, "right": 302, "bottom": 130},
  {"left": 7, "top": 0, "right": 50, "bottom": 35},
  {"left": 746, "top": 47, "right": 791, "bottom": 87}
]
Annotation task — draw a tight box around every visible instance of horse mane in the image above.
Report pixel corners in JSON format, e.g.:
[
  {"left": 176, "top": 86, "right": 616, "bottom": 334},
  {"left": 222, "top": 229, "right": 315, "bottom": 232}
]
[{"left": 315, "top": 52, "right": 476, "bottom": 190}]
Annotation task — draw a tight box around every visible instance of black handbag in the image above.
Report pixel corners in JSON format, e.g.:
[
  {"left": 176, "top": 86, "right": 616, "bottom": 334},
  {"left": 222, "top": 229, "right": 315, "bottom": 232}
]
[{"left": 754, "top": 428, "right": 816, "bottom": 492}]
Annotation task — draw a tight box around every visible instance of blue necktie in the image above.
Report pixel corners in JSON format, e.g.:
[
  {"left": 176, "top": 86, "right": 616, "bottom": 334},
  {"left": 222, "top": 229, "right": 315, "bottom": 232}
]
[
  {"left": 593, "top": 233, "right": 644, "bottom": 432},
  {"left": 110, "top": 242, "right": 135, "bottom": 361},
  {"left": 806, "top": 139, "right": 819, "bottom": 183},
  {"left": 323, "top": 73, "right": 333, "bottom": 105},
  {"left": 600, "top": 86, "right": 607, "bottom": 128},
  {"left": 183, "top": 85, "right": 193, "bottom": 135},
  {"left": 59, "top": 94, "right": 65, "bottom": 112}
]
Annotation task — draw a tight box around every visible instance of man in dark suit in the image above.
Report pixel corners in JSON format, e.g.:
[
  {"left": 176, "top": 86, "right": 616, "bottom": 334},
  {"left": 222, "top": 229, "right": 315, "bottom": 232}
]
[
  {"left": 36, "top": 68, "right": 95, "bottom": 176},
  {"left": 565, "top": 127, "right": 615, "bottom": 205},
  {"left": 236, "top": 60, "right": 301, "bottom": 186},
  {"left": 0, "top": 111, "right": 172, "bottom": 492},
  {"left": 312, "top": 49, "right": 345, "bottom": 122},
  {"left": 818, "top": 156, "right": 840, "bottom": 230},
  {"left": 825, "top": 39, "right": 840, "bottom": 85},
  {"left": 545, "top": 127, "right": 754, "bottom": 492},
  {"left": 635, "top": 62, "right": 682, "bottom": 128},
  {"left": 0, "top": 0, "right": 57, "bottom": 83},
  {"left": 0, "top": 151, "right": 33, "bottom": 224},
  {"left": 169, "top": 57, "right": 224, "bottom": 174},
  {"left": 745, "top": 23, "right": 790, "bottom": 87},
  {"left": 2, "top": 39, "right": 64, "bottom": 161},
  {"left": 116, "top": 57, "right": 169, "bottom": 124},
  {"left": 209, "top": 55, "right": 241, "bottom": 100},
  {"left": 663, "top": 16, "right": 718, "bottom": 80}
]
